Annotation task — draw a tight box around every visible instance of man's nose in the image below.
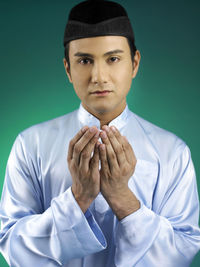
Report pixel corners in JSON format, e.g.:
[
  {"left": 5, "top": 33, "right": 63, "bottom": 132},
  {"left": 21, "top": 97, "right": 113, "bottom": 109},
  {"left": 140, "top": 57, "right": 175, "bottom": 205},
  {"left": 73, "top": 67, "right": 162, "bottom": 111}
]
[{"left": 91, "top": 62, "right": 108, "bottom": 84}]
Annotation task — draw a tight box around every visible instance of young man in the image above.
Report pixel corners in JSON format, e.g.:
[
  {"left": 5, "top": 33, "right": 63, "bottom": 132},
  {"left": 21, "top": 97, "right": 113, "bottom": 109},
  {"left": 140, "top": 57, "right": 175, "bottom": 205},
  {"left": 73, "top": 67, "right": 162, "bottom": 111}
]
[{"left": 0, "top": 1, "right": 199, "bottom": 266}]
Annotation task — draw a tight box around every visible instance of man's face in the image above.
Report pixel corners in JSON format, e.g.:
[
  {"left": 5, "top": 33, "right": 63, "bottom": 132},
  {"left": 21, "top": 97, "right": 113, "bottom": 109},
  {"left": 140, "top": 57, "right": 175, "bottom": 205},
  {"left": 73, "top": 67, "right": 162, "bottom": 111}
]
[{"left": 64, "top": 36, "right": 140, "bottom": 118}]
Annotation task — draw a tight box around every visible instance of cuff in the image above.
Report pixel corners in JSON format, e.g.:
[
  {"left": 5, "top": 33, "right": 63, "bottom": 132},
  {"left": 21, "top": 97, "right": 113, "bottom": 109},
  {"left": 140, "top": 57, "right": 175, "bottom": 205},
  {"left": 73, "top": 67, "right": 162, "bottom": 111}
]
[
  {"left": 115, "top": 204, "right": 160, "bottom": 265},
  {"left": 51, "top": 187, "right": 107, "bottom": 260}
]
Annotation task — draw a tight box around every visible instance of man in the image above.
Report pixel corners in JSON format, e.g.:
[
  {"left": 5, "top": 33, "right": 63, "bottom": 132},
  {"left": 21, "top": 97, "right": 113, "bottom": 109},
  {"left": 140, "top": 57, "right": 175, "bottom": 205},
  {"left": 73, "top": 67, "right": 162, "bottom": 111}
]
[{"left": 0, "top": 0, "right": 199, "bottom": 266}]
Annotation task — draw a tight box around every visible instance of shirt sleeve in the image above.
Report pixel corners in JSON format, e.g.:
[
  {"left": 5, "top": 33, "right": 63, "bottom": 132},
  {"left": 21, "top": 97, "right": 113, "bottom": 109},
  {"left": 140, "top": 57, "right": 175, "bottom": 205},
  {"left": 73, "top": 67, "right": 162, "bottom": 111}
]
[
  {"left": 114, "top": 145, "right": 200, "bottom": 267},
  {"left": 0, "top": 135, "right": 106, "bottom": 267}
]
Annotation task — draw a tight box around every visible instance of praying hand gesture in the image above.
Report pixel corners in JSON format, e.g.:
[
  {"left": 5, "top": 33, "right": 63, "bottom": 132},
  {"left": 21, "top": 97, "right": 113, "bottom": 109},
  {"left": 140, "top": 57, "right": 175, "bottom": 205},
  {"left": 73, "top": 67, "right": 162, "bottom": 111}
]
[{"left": 68, "top": 125, "right": 140, "bottom": 219}]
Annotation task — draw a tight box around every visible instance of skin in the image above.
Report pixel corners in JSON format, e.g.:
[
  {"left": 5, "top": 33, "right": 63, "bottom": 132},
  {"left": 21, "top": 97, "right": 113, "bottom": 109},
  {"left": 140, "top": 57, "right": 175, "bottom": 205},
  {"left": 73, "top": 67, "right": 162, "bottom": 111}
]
[
  {"left": 67, "top": 126, "right": 100, "bottom": 211},
  {"left": 64, "top": 36, "right": 141, "bottom": 220}
]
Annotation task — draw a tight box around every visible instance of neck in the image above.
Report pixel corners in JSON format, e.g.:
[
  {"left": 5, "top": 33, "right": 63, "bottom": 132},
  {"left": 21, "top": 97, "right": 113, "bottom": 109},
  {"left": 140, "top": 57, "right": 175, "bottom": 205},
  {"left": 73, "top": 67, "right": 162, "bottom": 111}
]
[{"left": 82, "top": 102, "right": 126, "bottom": 129}]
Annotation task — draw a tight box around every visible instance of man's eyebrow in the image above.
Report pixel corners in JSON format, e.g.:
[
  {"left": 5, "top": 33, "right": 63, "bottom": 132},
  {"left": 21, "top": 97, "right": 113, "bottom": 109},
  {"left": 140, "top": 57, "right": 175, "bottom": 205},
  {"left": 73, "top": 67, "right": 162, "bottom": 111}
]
[
  {"left": 74, "top": 52, "right": 93, "bottom": 57},
  {"left": 74, "top": 49, "right": 124, "bottom": 57},
  {"left": 104, "top": 49, "right": 124, "bottom": 56}
]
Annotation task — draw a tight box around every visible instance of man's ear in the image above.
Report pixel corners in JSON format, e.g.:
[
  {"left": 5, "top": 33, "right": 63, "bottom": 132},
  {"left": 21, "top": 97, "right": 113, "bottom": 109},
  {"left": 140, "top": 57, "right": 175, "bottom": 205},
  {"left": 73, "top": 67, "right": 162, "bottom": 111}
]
[
  {"left": 132, "top": 50, "right": 141, "bottom": 79},
  {"left": 63, "top": 58, "right": 73, "bottom": 83}
]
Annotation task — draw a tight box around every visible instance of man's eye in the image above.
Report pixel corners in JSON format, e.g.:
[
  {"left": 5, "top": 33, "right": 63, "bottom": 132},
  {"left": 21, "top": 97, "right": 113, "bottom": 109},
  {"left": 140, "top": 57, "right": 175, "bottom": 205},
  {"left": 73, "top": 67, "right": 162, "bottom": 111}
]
[
  {"left": 79, "top": 58, "right": 93, "bottom": 65},
  {"left": 108, "top": 57, "right": 120, "bottom": 63}
]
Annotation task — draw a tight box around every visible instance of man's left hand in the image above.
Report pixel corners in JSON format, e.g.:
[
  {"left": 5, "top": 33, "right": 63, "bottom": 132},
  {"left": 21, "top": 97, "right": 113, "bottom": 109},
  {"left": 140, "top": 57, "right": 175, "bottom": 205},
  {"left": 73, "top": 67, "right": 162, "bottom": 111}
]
[{"left": 99, "top": 125, "right": 140, "bottom": 220}]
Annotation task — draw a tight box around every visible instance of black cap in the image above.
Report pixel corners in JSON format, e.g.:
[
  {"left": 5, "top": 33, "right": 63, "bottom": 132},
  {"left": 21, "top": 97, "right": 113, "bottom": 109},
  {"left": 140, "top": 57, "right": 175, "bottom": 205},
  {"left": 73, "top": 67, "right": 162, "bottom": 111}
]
[{"left": 63, "top": 0, "right": 136, "bottom": 50}]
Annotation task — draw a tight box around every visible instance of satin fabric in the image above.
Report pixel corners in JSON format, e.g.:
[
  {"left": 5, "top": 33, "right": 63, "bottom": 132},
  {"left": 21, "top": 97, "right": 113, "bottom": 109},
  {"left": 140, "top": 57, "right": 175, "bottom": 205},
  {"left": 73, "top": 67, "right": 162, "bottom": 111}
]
[{"left": 0, "top": 104, "right": 200, "bottom": 267}]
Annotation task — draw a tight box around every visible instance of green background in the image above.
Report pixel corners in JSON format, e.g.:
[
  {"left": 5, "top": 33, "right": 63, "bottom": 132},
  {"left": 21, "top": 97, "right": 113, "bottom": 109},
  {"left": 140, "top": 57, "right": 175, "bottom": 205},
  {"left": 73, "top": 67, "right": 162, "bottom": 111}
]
[{"left": 0, "top": 0, "right": 199, "bottom": 265}]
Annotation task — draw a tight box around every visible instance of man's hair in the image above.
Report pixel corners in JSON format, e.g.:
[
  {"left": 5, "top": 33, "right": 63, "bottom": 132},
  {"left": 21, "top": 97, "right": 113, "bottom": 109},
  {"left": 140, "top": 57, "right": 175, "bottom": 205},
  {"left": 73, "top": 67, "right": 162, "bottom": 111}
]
[{"left": 63, "top": 0, "right": 137, "bottom": 69}]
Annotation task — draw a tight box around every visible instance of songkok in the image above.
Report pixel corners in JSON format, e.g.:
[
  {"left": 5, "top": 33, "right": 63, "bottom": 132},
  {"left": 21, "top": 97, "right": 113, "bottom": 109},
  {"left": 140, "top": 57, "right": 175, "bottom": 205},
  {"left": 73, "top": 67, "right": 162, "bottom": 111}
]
[{"left": 63, "top": 0, "right": 136, "bottom": 51}]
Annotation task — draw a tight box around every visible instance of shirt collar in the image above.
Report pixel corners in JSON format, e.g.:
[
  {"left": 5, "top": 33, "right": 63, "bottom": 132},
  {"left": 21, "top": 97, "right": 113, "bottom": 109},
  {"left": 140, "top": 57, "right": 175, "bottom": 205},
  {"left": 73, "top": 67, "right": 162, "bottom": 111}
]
[{"left": 77, "top": 103, "right": 130, "bottom": 130}]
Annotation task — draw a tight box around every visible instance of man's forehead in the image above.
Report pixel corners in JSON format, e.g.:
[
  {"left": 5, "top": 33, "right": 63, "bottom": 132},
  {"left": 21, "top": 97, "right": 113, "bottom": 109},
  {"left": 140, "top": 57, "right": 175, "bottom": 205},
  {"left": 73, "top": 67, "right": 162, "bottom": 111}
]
[{"left": 69, "top": 36, "right": 129, "bottom": 55}]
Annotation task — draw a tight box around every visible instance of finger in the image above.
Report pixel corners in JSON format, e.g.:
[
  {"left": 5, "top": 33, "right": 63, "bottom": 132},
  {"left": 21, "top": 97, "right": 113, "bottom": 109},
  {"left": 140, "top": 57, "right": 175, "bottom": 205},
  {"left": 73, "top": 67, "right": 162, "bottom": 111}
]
[
  {"left": 102, "top": 125, "right": 126, "bottom": 167},
  {"left": 110, "top": 126, "right": 136, "bottom": 165},
  {"left": 100, "top": 130, "right": 118, "bottom": 171},
  {"left": 99, "top": 143, "right": 109, "bottom": 175},
  {"left": 72, "top": 127, "right": 99, "bottom": 165},
  {"left": 79, "top": 132, "right": 99, "bottom": 172},
  {"left": 122, "top": 136, "right": 136, "bottom": 165},
  {"left": 67, "top": 126, "right": 89, "bottom": 162},
  {"left": 89, "top": 142, "right": 100, "bottom": 171}
]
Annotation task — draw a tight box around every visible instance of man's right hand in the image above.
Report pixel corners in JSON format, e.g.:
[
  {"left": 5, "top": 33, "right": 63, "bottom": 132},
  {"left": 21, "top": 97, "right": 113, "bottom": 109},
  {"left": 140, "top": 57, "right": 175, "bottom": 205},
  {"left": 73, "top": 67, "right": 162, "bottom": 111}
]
[{"left": 67, "top": 126, "right": 100, "bottom": 213}]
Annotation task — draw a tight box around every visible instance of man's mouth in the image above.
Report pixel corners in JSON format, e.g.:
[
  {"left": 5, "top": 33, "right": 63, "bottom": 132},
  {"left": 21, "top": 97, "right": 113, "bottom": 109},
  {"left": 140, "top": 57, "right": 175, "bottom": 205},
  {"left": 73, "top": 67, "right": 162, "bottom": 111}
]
[{"left": 91, "top": 90, "right": 112, "bottom": 96}]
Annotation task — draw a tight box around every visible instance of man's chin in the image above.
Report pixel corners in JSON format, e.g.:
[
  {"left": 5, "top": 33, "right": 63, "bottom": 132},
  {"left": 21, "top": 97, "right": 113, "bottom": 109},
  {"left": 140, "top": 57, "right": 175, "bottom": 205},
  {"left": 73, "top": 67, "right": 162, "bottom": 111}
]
[
  {"left": 91, "top": 105, "right": 113, "bottom": 115},
  {"left": 82, "top": 101, "right": 118, "bottom": 117}
]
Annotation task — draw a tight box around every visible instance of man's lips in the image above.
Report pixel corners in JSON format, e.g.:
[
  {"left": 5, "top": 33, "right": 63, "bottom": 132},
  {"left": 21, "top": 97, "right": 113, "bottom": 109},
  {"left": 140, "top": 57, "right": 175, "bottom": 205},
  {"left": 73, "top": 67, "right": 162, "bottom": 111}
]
[{"left": 90, "top": 90, "right": 112, "bottom": 96}]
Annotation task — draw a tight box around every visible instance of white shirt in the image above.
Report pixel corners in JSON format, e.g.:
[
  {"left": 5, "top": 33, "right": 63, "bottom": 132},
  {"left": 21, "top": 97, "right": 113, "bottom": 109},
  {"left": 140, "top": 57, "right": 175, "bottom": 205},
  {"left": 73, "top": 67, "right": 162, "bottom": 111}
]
[{"left": 0, "top": 104, "right": 200, "bottom": 267}]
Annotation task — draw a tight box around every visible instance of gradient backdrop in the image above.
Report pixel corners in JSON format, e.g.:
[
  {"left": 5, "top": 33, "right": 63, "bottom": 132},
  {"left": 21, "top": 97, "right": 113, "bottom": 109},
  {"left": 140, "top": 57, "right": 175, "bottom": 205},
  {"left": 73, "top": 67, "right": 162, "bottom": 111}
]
[{"left": 0, "top": 0, "right": 199, "bottom": 265}]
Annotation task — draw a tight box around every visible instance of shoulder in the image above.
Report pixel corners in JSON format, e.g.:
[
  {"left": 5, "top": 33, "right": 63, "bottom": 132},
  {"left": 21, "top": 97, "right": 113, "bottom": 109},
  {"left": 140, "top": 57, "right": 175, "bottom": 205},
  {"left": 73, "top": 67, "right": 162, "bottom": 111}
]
[
  {"left": 129, "top": 110, "right": 187, "bottom": 160},
  {"left": 14, "top": 110, "right": 78, "bottom": 153},
  {"left": 19, "top": 110, "right": 77, "bottom": 139}
]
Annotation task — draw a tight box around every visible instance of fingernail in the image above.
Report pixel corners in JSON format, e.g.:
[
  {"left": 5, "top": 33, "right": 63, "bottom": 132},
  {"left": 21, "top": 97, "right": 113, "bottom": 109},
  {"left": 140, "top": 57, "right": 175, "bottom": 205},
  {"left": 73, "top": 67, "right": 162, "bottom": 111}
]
[
  {"left": 104, "top": 125, "right": 110, "bottom": 132},
  {"left": 101, "top": 131, "right": 107, "bottom": 139},
  {"left": 111, "top": 126, "right": 117, "bottom": 132},
  {"left": 81, "top": 126, "right": 88, "bottom": 132},
  {"left": 89, "top": 127, "right": 96, "bottom": 133}
]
